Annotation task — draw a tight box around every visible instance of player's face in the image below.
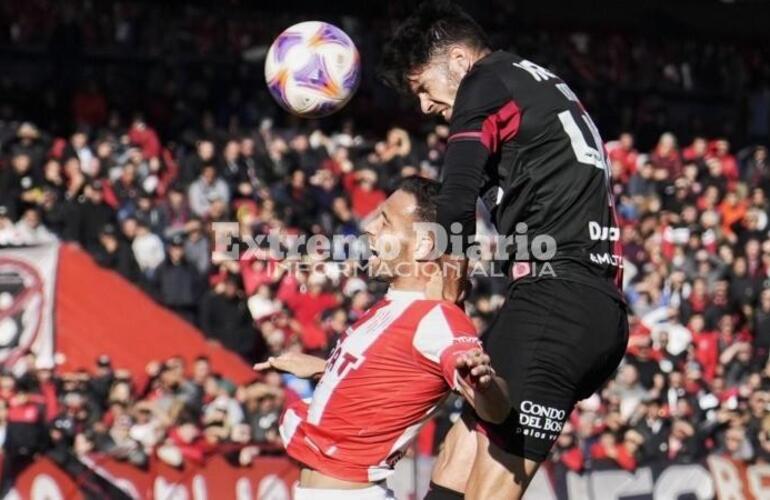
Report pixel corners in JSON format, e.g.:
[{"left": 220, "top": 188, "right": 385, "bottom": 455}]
[
  {"left": 363, "top": 190, "right": 419, "bottom": 280},
  {"left": 408, "top": 60, "right": 463, "bottom": 121}
]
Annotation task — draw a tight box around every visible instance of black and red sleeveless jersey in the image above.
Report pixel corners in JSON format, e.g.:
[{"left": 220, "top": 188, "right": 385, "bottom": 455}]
[{"left": 436, "top": 50, "right": 623, "bottom": 299}]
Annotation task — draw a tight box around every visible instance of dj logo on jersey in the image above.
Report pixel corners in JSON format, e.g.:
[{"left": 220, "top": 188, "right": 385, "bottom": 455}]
[{"left": 0, "top": 257, "right": 45, "bottom": 365}]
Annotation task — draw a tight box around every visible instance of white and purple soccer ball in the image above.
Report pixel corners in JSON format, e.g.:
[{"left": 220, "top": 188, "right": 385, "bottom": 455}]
[{"left": 265, "top": 21, "right": 360, "bottom": 118}]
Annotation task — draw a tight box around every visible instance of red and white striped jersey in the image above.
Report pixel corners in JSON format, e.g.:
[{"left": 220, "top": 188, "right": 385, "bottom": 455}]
[{"left": 279, "top": 289, "right": 481, "bottom": 482}]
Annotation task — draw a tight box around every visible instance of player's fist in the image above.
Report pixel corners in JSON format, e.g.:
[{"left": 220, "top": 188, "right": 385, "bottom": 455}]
[
  {"left": 455, "top": 349, "right": 494, "bottom": 390},
  {"left": 253, "top": 352, "right": 326, "bottom": 379}
]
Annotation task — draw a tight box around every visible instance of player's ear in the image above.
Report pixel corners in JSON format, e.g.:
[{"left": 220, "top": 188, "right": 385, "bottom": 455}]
[
  {"left": 414, "top": 230, "right": 436, "bottom": 261},
  {"left": 447, "top": 45, "right": 472, "bottom": 75}
]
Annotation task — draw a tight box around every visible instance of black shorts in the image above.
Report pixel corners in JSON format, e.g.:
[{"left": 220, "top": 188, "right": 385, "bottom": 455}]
[{"left": 467, "top": 279, "right": 629, "bottom": 462}]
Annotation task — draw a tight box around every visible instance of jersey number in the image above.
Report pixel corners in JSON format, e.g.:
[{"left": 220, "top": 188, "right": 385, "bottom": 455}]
[
  {"left": 558, "top": 110, "right": 607, "bottom": 172},
  {"left": 558, "top": 109, "right": 615, "bottom": 209}
]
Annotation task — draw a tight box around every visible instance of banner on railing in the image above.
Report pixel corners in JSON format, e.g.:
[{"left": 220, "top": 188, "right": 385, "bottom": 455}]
[
  {"left": 0, "top": 243, "right": 58, "bottom": 371},
  {"left": 5, "top": 452, "right": 770, "bottom": 499},
  {"left": 8, "top": 455, "right": 299, "bottom": 500},
  {"left": 524, "top": 455, "right": 770, "bottom": 500}
]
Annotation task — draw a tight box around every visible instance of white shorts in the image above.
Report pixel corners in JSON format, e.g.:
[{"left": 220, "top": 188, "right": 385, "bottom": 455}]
[{"left": 293, "top": 483, "right": 396, "bottom": 500}]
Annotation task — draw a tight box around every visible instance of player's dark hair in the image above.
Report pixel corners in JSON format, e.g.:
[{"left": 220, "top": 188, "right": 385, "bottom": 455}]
[
  {"left": 379, "top": 0, "right": 490, "bottom": 93},
  {"left": 397, "top": 176, "right": 440, "bottom": 223}
]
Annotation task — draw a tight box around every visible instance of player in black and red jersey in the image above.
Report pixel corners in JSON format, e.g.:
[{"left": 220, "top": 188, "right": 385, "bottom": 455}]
[{"left": 381, "top": 2, "right": 629, "bottom": 499}]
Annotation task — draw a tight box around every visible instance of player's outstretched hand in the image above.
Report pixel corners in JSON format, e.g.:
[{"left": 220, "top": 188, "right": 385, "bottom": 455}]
[
  {"left": 253, "top": 352, "right": 326, "bottom": 379},
  {"left": 455, "top": 349, "right": 494, "bottom": 390}
]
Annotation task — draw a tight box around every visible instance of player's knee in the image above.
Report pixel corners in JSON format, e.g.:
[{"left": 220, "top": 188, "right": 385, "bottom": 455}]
[{"left": 424, "top": 481, "right": 464, "bottom": 500}]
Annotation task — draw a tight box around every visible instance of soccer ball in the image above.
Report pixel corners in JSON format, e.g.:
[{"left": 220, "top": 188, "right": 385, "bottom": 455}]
[{"left": 265, "top": 21, "right": 360, "bottom": 118}]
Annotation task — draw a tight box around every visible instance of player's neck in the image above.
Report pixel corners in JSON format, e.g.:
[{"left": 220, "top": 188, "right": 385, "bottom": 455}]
[
  {"left": 389, "top": 273, "right": 429, "bottom": 295},
  {"left": 469, "top": 48, "right": 493, "bottom": 68}
]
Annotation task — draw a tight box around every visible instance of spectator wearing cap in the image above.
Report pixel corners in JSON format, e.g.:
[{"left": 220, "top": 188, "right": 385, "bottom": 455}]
[
  {"left": 199, "top": 273, "right": 265, "bottom": 363},
  {"left": 151, "top": 234, "right": 204, "bottom": 325},
  {"left": 188, "top": 164, "right": 230, "bottom": 218},
  {"left": 94, "top": 223, "right": 143, "bottom": 284}
]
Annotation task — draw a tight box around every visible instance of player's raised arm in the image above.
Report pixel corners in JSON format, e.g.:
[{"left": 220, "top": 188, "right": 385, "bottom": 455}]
[{"left": 436, "top": 71, "right": 520, "bottom": 302}]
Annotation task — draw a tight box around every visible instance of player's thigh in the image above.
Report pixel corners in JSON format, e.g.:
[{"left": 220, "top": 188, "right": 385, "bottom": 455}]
[
  {"left": 465, "top": 430, "right": 541, "bottom": 500},
  {"left": 479, "top": 280, "right": 628, "bottom": 461},
  {"left": 430, "top": 416, "right": 478, "bottom": 492}
]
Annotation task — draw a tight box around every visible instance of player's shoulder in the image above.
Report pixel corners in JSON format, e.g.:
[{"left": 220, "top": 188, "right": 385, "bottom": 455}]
[
  {"left": 454, "top": 51, "right": 514, "bottom": 107},
  {"left": 412, "top": 299, "right": 476, "bottom": 335}
]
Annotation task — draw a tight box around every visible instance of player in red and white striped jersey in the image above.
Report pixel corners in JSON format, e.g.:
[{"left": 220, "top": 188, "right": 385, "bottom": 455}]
[{"left": 254, "top": 177, "right": 508, "bottom": 500}]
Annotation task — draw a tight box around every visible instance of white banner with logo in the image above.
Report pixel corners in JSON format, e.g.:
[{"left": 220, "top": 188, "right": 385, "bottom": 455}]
[{"left": 0, "top": 243, "right": 58, "bottom": 372}]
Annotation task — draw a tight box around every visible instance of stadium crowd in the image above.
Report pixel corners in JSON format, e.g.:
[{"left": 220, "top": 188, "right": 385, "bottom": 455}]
[
  {"left": 0, "top": 0, "right": 769, "bottom": 488},
  {"left": 1, "top": 110, "right": 770, "bottom": 476}
]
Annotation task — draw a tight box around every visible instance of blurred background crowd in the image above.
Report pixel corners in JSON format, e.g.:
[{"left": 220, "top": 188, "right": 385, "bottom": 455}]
[{"left": 0, "top": 0, "right": 769, "bottom": 488}]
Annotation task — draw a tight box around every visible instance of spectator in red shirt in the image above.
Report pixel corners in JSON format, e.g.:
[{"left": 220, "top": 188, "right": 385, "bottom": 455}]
[
  {"left": 590, "top": 430, "right": 638, "bottom": 471},
  {"left": 550, "top": 421, "right": 584, "bottom": 472},
  {"left": 689, "top": 314, "right": 719, "bottom": 382},
  {"left": 342, "top": 168, "right": 386, "bottom": 219},
  {"left": 708, "top": 139, "right": 739, "bottom": 182},
  {"left": 682, "top": 137, "right": 708, "bottom": 164},
  {"left": 277, "top": 272, "right": 340, "bottom": 353},
  {"left": 607, "top": 132, "right": 639, "bottom": 181},
  {"left": 127, "top": 116, "right": 162, "bottom": 160}
]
